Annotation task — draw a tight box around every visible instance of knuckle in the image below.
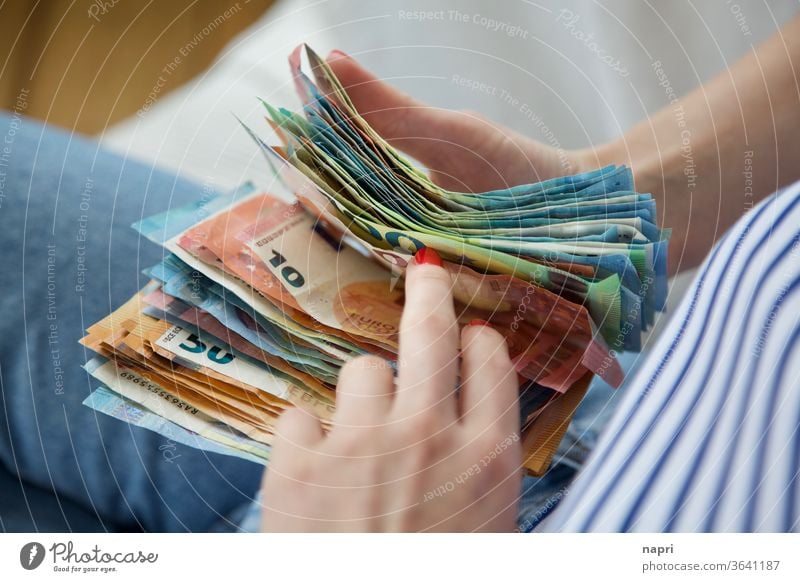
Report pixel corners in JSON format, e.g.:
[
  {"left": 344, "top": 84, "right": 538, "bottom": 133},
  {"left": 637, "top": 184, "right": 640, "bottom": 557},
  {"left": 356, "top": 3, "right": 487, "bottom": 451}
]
[
  {"left": 473, "top": 430, "right": 521, "bottom": 474},
  {"left": 330, "top": 431, "right": 366, "bottom": 458},
  {"left": 475, "top": 334, "right": 514, "bottom": 372},
  {"left": 476, "top": 429, "right": 504, "bottom": 451},
  {"left": 275, "top": 407, "right": 307, "bottom": 435},
  {"left": 282, "top": 456, "right": 314, "bottom": 483},
  {"left": 360, "top": 457, "right": 383, "bottom": 487},
  {"left": 466, "top": 355, "right": 514, "bottom": 390},
  {"left": 400, "top": 410, "right": 442, "bottom": 441},
  {"left": 486, "top": 348, "right": 515, "bottom": 377},
  {"left": 404, "top": 310, "right": 457, "bottom": 342},
  {"left": 402, "top": 440, "right": 438, "bottom": 474},
  {"left": 409, "top": 264, "right": 451, "bottom": 292}
]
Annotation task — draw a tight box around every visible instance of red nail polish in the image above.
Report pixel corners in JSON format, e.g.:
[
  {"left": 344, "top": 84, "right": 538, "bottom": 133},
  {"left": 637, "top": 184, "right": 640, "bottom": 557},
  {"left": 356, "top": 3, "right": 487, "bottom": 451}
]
[
  {"left": 415, "top": 247, "right": 443, "bottom": 267},
  {"left": 468, "top": 319, "right": 491, "bottom": 327},
  {"left": 328, "top": 49, "right": 350, "bottom": 61}
]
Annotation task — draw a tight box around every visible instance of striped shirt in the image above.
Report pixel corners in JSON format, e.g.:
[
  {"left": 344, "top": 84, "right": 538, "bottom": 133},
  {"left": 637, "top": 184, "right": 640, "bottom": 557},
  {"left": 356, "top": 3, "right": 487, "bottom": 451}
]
[{"left": 541, "top": 180, "right": 800, "bottom": 532}]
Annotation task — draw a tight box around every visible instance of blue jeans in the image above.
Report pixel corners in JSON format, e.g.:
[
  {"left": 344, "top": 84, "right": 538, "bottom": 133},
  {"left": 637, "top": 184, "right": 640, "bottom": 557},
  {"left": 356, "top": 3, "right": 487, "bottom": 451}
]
[
  {"left": 0, "top": 112, "right": 262, "bottom": 532},
  {"left": 0, "top": 112, "right": 636, "bottom": 531}
]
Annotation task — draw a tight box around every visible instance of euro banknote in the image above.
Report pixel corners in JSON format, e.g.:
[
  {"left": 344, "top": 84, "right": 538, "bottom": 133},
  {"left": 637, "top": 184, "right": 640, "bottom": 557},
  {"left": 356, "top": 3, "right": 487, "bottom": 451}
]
[{"left": 81, "top": 44, "right": 668, "bottom": 480}]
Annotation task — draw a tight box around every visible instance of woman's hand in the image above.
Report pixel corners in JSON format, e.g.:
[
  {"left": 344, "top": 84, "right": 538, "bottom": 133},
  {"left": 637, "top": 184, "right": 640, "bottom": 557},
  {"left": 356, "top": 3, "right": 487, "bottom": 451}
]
[
  {"left": 328, "top": 31, "right": 800, "bottom": 275},
  {"left": 326, "top": 50, "right": 592, "bottom": 193},
  {"left": 260, "top": 249, "right": 522, "bottom": 532}
]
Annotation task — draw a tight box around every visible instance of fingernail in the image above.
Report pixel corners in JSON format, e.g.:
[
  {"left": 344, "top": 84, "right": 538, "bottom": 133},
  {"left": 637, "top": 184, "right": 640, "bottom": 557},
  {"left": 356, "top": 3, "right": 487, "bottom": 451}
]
[
  {"left": 415, "top": 247, "right": 443, "bottom": 267},
  {"left": 328, "top": 49, "right": 350, "bottom": 61},
  {"left": 468, "top": 319, "right": 492, "bottom": 327}
]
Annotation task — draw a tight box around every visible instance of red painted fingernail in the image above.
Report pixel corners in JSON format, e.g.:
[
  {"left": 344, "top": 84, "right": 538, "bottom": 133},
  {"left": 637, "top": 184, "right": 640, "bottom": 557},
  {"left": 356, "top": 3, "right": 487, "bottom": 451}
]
[
  {"left": 415, "top": 247, "right": 443, "bottom": 267},
  {"left": 328, "top": 49, "right": 351, "bottom": 61},
  {"left": 468, "top": 319, "right": 491, "bottom": 327}
]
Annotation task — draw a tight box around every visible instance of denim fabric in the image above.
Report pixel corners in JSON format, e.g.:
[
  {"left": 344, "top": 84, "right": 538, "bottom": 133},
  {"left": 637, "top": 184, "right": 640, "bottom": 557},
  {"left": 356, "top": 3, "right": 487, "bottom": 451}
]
[
  {"left": 0, "top": 463, "right": 103, "bottom": 532},
  {"left": 0, "top": 112, "right": 263, "bottom": 532}
]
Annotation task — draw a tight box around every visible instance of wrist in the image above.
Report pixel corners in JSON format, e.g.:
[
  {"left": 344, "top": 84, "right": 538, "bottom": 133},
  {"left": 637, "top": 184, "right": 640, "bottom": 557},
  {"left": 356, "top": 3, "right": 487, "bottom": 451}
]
[
  {"left": 572, "top": 137, "right": 659, "bottom": 194},
  {"left": 571, "top": 139, "right": 625, "bottom": 173}
]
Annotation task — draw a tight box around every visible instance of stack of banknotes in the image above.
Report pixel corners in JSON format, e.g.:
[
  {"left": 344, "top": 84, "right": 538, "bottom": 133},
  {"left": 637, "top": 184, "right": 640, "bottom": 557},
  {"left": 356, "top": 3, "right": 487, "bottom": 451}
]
[{"left": 81, "top": 45, "right": 668, "bottom": 475}]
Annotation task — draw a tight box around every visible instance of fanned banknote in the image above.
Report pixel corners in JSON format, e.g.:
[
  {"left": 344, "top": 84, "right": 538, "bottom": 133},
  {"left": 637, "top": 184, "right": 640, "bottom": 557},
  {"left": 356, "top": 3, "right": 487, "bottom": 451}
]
[{"left": 81, "top": 44, "right": 668, "bottom": 480}]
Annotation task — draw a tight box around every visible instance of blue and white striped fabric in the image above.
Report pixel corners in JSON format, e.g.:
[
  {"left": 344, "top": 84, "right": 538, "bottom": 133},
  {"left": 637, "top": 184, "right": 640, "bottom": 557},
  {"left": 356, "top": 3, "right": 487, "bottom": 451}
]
[{"left": 542, "top": 181, "right": 800, "bottom": 532}]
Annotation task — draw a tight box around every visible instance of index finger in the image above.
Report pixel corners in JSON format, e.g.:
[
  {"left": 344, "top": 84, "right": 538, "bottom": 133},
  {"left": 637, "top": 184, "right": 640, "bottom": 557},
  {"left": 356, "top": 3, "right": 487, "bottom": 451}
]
[{"left": 394, "top": 248, "right": 459, "bottom": 423}]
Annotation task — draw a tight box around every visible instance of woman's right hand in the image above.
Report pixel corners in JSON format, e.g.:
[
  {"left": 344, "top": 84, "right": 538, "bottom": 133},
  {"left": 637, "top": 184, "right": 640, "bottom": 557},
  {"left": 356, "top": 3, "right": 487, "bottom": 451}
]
[{"left": 260, "top": 249, "right": 522, "bottom": 532}]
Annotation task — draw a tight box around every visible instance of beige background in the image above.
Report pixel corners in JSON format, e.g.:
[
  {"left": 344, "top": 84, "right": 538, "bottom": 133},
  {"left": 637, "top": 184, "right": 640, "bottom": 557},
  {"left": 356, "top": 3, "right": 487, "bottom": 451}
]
[{"left": 0, "top": 0, "right": 274, "bottom": 134}]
